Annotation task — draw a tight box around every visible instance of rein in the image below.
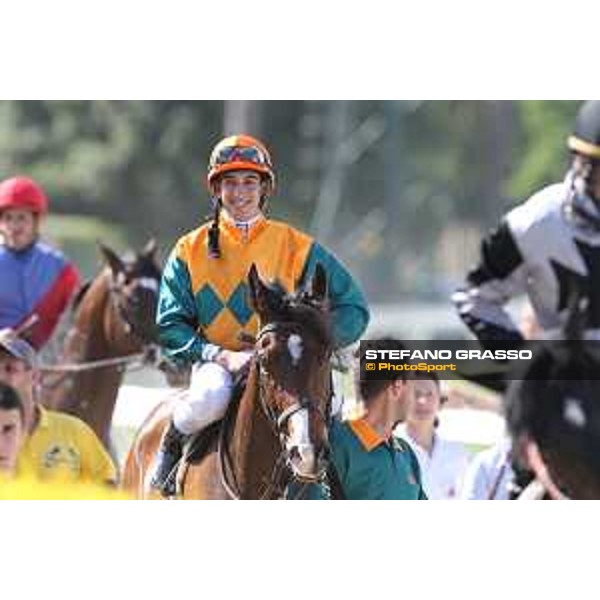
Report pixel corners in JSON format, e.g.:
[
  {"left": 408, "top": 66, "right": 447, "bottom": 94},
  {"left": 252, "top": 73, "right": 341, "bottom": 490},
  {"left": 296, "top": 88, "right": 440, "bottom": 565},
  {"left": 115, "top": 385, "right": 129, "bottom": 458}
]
[
  {"left": 43, "top": 269, "right": 161, "bottom": 377},
  {"left": 40, "top": 345, "right": 160, "bottom": 375}
]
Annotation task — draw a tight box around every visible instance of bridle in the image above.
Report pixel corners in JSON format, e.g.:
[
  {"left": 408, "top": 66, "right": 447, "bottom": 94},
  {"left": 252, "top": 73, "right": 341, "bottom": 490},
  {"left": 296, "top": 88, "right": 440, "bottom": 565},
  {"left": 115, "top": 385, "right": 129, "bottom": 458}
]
[
  {"left": 217, "top": 320, "right": 333, "bottom": 500},
  {"left": 108, "top": 271, "right": 160, "bottom": 345},
  {"left": 40, "top": 271, "right": 162, "bottom": 390}
]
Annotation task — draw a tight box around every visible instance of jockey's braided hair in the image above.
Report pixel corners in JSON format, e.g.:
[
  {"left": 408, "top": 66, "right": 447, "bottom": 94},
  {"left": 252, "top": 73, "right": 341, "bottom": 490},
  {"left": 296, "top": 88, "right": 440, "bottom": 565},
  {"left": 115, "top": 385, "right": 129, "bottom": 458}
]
[{"left": 207, "top": 198, "right": 221, "bottom": 259}]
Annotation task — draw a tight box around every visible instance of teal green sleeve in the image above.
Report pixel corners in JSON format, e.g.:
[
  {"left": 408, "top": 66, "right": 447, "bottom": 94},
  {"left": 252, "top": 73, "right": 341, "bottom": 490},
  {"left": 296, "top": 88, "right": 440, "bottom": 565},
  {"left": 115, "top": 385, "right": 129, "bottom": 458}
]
[
  {"left": 156, "top": 249, "right": 212, "bottom": 365},
  {"left": 299, "top": 242, "right": 370, "bottom": 348}
]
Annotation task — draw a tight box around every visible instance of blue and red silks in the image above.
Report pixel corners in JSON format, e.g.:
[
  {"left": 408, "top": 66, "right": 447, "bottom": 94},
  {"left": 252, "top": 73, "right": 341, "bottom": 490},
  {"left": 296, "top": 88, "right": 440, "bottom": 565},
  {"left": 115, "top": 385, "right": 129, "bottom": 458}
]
[{"left": 0, "top": 241, "right": 80, "bottom": 349}]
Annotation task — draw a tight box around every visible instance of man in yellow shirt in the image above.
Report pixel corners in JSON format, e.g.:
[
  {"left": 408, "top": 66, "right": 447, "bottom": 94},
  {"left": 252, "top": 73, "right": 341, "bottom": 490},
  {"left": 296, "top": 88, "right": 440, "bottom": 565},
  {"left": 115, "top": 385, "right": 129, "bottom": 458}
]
[{"left": 0, "top": 328, "right": 117, "bottom": 485}]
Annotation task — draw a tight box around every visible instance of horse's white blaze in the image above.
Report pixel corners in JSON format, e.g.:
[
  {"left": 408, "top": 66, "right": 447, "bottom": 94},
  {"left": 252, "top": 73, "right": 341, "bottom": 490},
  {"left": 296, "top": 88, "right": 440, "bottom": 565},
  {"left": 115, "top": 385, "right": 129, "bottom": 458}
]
[
  {"left": 138, "top": 277, "right": 160, "bottom": 293},
  {"left": 286, "top": 408, "right": 316, "bottom": 476},
  {"left": 564, "top": 398, "right": 586, "bottom": 429},
  {"left": 287, "top": 334, "right": 303, "bottom": 366}
]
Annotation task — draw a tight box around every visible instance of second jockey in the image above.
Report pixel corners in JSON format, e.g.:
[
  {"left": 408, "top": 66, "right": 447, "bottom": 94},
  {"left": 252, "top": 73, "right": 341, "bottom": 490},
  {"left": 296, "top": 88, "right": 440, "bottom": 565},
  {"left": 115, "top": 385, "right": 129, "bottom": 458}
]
[
  {"left": 0, "top": 176, "right": 80, "bottom": 351},
  {"left": 453, "top": 101, "right": 600, "bottom": 342}
]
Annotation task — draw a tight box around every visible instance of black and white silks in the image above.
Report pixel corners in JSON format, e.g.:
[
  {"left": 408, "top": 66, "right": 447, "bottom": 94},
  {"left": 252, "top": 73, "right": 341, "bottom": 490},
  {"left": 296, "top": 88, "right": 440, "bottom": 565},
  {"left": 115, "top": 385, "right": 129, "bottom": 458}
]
[{"left": 453, "top": 174, "right": 600, "bottom": 342}]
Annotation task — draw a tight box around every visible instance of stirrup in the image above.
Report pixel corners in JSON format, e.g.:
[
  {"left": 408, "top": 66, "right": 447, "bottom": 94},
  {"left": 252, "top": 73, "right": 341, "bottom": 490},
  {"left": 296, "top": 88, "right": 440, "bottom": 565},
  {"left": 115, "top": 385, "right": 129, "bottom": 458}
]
[{"left": 150, "top": 423, "right": 186, "bottom": 497}]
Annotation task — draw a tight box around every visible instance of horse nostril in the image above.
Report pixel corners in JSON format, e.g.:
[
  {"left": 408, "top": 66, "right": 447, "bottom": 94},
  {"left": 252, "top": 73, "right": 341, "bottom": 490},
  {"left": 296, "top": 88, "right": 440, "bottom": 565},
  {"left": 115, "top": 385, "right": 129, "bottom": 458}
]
[{"left": 260, "top": 335, "right": 273, "bottom": 352}]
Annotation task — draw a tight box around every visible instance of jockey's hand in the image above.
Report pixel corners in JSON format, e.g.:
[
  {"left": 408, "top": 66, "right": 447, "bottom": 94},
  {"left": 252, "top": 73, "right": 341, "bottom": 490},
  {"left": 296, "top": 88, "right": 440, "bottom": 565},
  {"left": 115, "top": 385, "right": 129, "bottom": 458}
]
[{"left": 215, "top": 349, "right": 253, "bottom": 374}]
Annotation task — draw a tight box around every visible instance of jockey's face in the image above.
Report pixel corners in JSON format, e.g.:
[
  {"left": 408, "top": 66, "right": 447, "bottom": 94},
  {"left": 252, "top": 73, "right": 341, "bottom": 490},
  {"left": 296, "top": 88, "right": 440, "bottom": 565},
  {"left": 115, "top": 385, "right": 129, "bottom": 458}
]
[
  {"left": 573, "top": 155, "right": 600, "bottom": 203},
  {"left": 218, "top": 170, "right": 264, "bottom": 222},
  {"left": 0, "top": 208, "right": 39, "bottom": 251},
  {"left": 0, "top": 408, "right": 24, "bottom": 474}
]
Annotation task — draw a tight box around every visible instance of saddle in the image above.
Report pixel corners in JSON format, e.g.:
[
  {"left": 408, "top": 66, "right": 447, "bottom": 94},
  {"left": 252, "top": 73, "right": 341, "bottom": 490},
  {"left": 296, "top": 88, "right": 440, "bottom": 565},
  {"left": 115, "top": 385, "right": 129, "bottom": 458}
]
[{"left": 181, "top": 367, "right": 249, "bottom": 466}]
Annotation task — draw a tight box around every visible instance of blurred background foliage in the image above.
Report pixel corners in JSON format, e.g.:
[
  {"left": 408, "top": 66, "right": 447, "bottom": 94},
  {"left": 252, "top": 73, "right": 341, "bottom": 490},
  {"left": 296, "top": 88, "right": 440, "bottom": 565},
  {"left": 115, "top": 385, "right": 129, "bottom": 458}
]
[{"left": 0, "top": 100, "right": 581, "bottom": 307}]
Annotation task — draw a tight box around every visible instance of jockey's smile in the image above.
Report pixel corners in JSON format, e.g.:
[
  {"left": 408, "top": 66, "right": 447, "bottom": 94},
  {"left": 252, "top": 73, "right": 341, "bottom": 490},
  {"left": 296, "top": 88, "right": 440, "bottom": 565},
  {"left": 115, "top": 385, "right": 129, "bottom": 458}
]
[{"left": 219, "top": 170, "right": 264, "bottom": 223}]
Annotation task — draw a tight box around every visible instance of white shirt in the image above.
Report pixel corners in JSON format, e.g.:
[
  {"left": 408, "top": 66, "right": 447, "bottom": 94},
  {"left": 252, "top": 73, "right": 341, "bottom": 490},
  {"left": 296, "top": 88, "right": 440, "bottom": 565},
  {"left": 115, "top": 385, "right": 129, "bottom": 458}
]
[
  {"left": 397, "top": 428, "right": 471, "bottom": 500},
  {"left": 459, "top": 438, "right": 513, "bottom": 500}
]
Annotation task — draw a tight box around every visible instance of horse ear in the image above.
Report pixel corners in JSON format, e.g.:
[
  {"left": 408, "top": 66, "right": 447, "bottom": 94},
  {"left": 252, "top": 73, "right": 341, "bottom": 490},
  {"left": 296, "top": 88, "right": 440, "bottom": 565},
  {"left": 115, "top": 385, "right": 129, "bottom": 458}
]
[
  {"left": 141, "top": 238, "right": 158, "bottom": 261},
  {"left": 247, "top": 264, "right": 281, "bottom": 317},
  {"left": 309, "top": 263, "right": 328, "bottom": 304},
  {"left": 98, "top": 241, "right": 125, "bottom": 276}
]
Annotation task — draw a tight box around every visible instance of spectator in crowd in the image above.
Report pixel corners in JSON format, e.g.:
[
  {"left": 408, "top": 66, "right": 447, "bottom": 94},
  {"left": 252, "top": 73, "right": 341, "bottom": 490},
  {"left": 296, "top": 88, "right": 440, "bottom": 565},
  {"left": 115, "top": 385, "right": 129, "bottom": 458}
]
[
  {"left": 459, "top": 437, "right": 513, "bottom": 500},
  {"left": 397, "top": 372, "right": 470, "bottom": 499},
  {"left": 0, "top": 381, "right": 26, "bottom": 476},
  {"left": 0, "top": 328, "right": 117, "bottom": 485}
]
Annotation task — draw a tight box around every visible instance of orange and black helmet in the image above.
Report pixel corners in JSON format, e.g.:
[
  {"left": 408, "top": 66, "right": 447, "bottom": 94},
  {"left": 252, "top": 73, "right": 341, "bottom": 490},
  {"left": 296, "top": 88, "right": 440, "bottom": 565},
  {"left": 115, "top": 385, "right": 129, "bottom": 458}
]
[
  {"left": 207, "top": 134, "right": 275, "bottom": 196},
  {"left": 568, "top": 101, "right": 600, "bottom": 161}
]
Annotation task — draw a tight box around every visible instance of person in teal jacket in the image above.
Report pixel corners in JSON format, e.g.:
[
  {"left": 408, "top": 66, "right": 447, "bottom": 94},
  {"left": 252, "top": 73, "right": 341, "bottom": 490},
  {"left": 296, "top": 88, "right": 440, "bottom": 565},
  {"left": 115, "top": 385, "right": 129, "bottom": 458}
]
[{"left": 298, "top": 338, "right": 427, "bottom": 500}]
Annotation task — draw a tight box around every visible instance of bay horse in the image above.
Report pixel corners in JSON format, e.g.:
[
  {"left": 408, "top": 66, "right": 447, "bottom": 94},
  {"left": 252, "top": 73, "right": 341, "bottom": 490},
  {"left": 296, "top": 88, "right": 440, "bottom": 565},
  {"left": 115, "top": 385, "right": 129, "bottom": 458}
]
[
  {"left": 42, "top": 239, "right": 162, "bottom": 449},
  {"left": 122, "top": 263, "right": 333, "bottom": 499}
]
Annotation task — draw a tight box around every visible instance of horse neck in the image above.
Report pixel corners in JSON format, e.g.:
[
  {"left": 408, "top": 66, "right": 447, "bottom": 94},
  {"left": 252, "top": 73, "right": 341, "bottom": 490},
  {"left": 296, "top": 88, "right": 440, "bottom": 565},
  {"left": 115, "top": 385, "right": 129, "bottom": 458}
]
[
  {"left": 54, "top": 272, "right": 123, "bottom": 446},
  {"left": 65, "top": 272, "right": 111, "bottom": 361},
  {"left": 227, "top": 362, "right": 282, "bottom": 499}
]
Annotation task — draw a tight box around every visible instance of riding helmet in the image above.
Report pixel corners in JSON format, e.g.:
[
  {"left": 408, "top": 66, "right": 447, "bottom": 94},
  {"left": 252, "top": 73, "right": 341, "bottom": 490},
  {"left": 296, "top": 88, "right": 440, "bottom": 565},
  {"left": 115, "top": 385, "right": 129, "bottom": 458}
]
[
  {"left": 568, "top": 100, "right": 600, "bottom": 160},
  {"left": 207, "top": 134, "right": 276, "bottom": 196},
  {"left": 0, "top": 176, "right": 48, "bottom": 215}
]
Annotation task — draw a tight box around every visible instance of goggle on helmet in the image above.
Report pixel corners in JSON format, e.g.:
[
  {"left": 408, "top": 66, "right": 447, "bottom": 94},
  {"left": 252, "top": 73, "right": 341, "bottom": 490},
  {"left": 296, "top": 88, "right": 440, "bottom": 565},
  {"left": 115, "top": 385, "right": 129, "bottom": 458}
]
[{"left": 207, "top": 134, "right": 276, "bottom": 196}]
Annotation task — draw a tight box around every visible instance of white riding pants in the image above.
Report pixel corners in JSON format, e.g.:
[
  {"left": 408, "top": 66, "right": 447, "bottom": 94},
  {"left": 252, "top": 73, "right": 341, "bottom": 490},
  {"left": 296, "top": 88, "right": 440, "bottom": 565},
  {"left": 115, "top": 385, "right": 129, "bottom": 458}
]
[{"left": 173, "top": 362, "right": 234, "bottom": 435}]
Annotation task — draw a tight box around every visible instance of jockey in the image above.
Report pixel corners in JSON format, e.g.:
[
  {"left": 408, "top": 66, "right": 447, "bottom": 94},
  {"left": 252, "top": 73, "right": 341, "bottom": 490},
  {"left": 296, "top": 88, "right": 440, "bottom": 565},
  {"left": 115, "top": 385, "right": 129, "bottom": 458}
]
[
  {"left": 453, "top": 101, "right": 600, "bottom": 342},
  {"left": 0, "top": 176, "right": 80, "bottom": 350},
  {"left": 150, "top": 134, "right": 370, "bottom": 496}
]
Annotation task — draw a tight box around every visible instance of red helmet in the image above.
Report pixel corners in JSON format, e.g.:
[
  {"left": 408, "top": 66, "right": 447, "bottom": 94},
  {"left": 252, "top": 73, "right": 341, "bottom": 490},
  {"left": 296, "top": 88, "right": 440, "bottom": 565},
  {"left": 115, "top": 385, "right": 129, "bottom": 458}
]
[
  {"left": 207, "top": 134, "right": 275, "bottom": 196},
  {"left": 0, "top": 177, "right": 48, "bottom": 215}
]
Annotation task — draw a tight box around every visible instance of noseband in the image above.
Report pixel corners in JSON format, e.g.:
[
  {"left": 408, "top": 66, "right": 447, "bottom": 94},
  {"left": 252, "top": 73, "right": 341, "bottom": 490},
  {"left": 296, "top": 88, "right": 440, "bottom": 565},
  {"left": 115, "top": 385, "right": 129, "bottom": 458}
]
[{"left": 108, "top": 274, "right": 160, "bottom": 344}]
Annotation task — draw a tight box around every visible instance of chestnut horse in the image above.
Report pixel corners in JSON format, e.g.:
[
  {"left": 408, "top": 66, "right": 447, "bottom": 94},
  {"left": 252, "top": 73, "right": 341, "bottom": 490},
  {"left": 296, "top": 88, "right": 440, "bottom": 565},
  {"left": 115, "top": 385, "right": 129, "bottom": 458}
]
[
  {"left": 122, "top": 264, "right": 333, "bottom": 499},
  {"left": 43, "top": 240, "right": 162, "bottom": 449}
]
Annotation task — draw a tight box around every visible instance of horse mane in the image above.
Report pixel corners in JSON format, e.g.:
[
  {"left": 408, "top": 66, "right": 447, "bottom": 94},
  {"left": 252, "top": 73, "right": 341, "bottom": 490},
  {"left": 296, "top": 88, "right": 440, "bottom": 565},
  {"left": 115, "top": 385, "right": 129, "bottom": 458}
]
[{"left": 71, "top": 280, "right": 93, "bottom": 312}]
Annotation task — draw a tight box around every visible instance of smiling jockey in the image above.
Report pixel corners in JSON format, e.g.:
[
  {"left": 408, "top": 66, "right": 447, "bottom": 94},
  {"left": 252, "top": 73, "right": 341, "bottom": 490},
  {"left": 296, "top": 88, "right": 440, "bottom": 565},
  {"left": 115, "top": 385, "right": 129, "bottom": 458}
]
[
  {"left": 150, "top": 134, "right": 370, "bottom": 496},
  {"left": 0, "top": 177, "right": 80, "bottom": 350}
]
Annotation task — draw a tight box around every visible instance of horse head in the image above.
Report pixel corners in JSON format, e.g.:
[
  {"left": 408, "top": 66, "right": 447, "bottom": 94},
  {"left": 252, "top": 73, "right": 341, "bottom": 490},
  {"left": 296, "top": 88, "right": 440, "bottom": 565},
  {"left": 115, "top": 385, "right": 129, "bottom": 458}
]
[
  {"left": 247, "top": 263, "right": 332, "bottom": 484},
  {"left": 99, "top": 239, "right": 162, "bottom": 347}
]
